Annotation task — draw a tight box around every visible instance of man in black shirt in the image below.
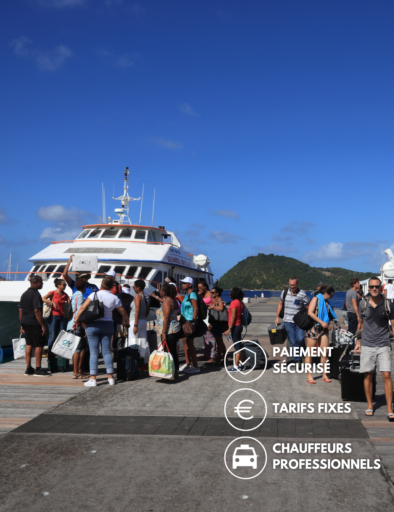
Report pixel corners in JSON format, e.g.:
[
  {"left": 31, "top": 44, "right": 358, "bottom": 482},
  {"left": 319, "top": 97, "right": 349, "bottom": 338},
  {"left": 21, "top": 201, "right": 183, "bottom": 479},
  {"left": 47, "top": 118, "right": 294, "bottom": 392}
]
[{"left": 19, "top": 275, "right": 50, "bottom": 376}]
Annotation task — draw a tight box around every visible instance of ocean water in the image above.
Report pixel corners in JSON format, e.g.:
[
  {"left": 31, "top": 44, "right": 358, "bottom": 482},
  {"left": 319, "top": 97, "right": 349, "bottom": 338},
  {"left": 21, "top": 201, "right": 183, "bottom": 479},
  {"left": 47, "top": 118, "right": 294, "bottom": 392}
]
[{"left": 221, "top": 290, "right": 346, "bottom": 310}]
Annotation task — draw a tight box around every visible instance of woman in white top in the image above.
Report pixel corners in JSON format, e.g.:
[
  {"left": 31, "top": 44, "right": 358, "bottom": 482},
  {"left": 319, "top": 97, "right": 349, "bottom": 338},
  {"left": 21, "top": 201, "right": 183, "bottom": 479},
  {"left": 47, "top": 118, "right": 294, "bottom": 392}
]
[
  {"left": 74, "top": 276, "right": 129, "bottom": 387},
  {"left": 129, "top": 279, "right": 150, "bottom": 362}
]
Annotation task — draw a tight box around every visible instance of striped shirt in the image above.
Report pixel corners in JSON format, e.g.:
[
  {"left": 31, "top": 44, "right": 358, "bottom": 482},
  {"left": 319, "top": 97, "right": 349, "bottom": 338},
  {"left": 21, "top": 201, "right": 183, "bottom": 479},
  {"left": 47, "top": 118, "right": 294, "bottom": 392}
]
[{"left": 280, "top": 288, "right": 309, "bottom": 323}]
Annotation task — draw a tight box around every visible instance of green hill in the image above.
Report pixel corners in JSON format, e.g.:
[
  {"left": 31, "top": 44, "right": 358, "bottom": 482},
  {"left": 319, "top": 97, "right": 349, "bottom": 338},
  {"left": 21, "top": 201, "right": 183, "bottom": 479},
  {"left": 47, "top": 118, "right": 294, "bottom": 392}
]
[{"left": 218, "top": 253, "right": 377, "bottom": 291}]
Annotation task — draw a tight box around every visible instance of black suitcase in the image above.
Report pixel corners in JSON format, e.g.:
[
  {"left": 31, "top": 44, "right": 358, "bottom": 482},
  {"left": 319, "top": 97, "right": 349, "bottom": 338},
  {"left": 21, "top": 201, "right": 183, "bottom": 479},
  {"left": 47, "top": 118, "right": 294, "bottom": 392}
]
[
  {"left": 329, "top": 345, "right": 350, "bottom": 380},
  {"left": 243, "top": 340, "right": 268, "bottom": 369},
  {"left": 268, "top": 323, "right": 287, "bottom": 345},
  {"left": 117, "top": 347, "right": 139, "bottom": 381},
  {"left": 340, "top": 352, "right": 376, "bottom": 401}
]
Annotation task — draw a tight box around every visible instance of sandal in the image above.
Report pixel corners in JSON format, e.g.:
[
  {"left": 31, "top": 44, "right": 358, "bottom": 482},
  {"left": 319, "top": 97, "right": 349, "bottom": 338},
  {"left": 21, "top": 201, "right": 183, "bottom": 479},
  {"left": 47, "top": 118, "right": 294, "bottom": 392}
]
[
  {"left": 387, "top": 413, "right": 394, "bottom": 422},
  {"left": 365, "top": 409, "right": 374, "bottom": 417},
  {"left": 307, "top": 379, "right": 316, "bottom": 384},
  {"left": 322, "top": 377, "right": 332, "bottom": 383},
  {"left": 72, "top": 374, "right": 81, "bottom": 379}
]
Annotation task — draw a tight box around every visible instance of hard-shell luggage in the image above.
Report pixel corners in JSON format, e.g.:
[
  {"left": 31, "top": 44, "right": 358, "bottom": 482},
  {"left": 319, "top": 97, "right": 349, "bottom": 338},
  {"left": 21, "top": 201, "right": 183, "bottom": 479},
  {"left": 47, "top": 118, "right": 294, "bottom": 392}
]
[
  {"left": 243, "top": 340, "right": 268, "bottom": 369},
  {"left": 48, "top": 347, "right": 69, "bottom": 373},
  {"left": 268, "top": 323, "right": 287, "bottom": 345},
  {"left": 117, "top": 347, "right": 139, "bottom": 381},
  {"left": 340, "top": 351, "right": 376, "bottom": 402}
]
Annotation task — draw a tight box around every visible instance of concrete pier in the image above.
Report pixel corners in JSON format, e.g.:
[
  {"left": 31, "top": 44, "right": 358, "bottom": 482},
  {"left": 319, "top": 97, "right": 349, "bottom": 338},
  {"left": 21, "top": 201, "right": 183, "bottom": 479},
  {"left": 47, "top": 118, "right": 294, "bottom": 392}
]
[{"left": 0, "top": 299, "right": 393, "bottom": 511}]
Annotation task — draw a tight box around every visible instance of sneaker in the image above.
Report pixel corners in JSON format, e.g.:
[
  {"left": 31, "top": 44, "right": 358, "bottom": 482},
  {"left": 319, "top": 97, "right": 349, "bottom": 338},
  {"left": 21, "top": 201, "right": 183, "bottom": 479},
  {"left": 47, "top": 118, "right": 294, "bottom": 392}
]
[
  {"left": 25, "top": 367, "right": 34, "bottom": 376},
  {"left": 238, "top": 362, "right": 245, "bottom": 371},
  {"left": 228, "top": 366, "right": 239, "bottom": 372},
  {"left": 179, "top": 364, "right": 190, "bottom": 371},
  {"left": 34, "top": 368, "right": 50, "bottom": 377},
  {"left": 108, "top": 378, "right": 115, "bottom": 386},
  {"left": 183, "top": 366, "right": 200, "bottom": 374},
  {"left": 84, "top": 379, "right": 97, "bottom": 387}
]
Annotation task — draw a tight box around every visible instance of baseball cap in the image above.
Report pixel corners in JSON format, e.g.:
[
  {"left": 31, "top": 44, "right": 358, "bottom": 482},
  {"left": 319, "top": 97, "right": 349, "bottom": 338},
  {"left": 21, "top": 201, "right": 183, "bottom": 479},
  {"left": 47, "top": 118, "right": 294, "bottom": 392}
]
[
  {"left": 181, "top": 277, "right": 193, "bottom": 285},
  {"left": 121, "top": 286, "right": 131, "bottom": 294},
  {"left": 106, "top": 270, "right": 116, "bottom": 278}
]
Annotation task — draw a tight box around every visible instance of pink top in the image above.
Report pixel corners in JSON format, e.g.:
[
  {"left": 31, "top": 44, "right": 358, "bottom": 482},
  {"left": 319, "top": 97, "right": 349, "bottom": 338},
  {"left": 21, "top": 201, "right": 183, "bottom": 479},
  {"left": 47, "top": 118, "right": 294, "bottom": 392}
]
[{"left": 202, "top": 296, "right": 213, "bottom": 306}]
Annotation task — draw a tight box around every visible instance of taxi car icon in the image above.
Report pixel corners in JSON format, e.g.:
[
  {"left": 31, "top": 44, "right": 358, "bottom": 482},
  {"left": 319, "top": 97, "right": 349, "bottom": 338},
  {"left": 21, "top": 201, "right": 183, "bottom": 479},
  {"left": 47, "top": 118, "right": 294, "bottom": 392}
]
[{"left": 232, "top": 444, "right": 258, "bottom": 470}]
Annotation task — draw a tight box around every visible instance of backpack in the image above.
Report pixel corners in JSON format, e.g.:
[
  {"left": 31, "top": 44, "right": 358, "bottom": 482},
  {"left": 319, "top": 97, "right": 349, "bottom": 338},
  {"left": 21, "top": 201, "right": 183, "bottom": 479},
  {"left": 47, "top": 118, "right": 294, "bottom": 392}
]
[
  {"left": 279, "top": 288, "right": 289, "bottom": 319},
  {"left": 110, "top": 281, "right": 122, "bottom": 297},
  {"left": 187, "top": 293, "right": 208, "bottom": 321},
  {"left": 242, "top": 304, "right": 252, "bottom": 326}
]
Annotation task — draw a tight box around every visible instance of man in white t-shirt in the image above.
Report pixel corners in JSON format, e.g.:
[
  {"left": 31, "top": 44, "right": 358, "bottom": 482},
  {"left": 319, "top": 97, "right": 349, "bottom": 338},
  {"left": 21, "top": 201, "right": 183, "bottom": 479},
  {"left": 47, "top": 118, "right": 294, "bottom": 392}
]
[{"left": 384, "top": 280, "right": 394, "bottom": 300}]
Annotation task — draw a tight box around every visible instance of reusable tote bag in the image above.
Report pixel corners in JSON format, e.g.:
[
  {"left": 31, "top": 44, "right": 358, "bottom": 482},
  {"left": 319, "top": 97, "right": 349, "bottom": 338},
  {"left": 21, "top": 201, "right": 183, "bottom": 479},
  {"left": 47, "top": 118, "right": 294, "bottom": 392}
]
[
  {"left": 148, "top": 341, "right": 175, "bottom": 380},
  {"left": 13, "top": 334, "right": 27, "bottom": 360},
  {"left": 51, "top": 330, "right": 80, "bottom": 359}
]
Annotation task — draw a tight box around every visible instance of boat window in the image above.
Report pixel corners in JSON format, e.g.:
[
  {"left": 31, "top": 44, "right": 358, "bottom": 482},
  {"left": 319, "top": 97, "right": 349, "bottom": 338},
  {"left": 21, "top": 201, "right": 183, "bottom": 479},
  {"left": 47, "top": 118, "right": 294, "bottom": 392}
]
[
  {"left": 97, "top": 265, "right": 111, "bottom": 276},
  {"left": 114, "top": 265, "right": 126, "bottom": 277},
  {"left": 126, "top": 266, "right": 138, "bottom": 278},
  {"left": 45, "top": 265, "right": 56, "bottom": 275},
  {"left": 139, "top": 267, "right": 153, "bottom": 280},
  {"left": 88, "top": 229, "right": 103, "bottom": 239},
  {"left": 102, "top": 228, "right": 118, "bottom": 239},
  {"left": 52, "top": 265, "right": 65, "bottom": 278},
  {"left": 148, "top": 231, "right": 160, "bottom": 243},
  {"left": 163, "top": 271, "right": 168, "bottom": 281},
  {"left": 38, "top": 265, "right": 46, "bottom": 272},
  {"left": 134, "top": 230, "right": 147, "bottom": 240},
  {"left": 152, "top": 271, "right": 163, "bottom": 286},
  {"left": 31, "top": 265, "right": 40, "bottom": 273},
  {"left": 119, "top": 228, "right": 133, "bottom": 239},
  {"left": 161, "top": 233, "right": 172, "bottom": 244},
  {"left": 77, "top": 230, "right": 91, "bottom": 239}
]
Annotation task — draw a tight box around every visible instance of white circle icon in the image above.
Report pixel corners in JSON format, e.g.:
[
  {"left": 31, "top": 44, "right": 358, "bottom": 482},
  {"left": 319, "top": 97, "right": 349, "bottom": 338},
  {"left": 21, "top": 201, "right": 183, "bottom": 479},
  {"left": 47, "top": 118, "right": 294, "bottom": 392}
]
[
  {"left": 224, "top": 437, "right": 267, "bottom": 480},
  {"left": 224, "top": 388, "right": 267, "bottom": 432},
  {"left": 225, "top": 340, "right": 267, "bottom": 383}
]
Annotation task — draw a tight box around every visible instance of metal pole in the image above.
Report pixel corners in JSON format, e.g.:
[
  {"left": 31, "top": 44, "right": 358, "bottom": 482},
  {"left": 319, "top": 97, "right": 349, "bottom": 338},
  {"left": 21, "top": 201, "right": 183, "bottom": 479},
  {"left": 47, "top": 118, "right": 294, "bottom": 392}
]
[
  {"left": 151, "top": 189, "right": 156, "bottom": 226},
  {"left": 139, "top": 184, "right": 144, "bottom": 225}
]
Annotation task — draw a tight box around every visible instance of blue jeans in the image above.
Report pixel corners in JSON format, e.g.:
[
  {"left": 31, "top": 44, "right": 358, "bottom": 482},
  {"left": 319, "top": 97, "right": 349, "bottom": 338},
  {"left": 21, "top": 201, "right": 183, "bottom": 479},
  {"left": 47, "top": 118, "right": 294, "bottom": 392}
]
[
  {"left": 347, "top": 313, "right": 358, "bottom": 335},
  {"left": 48, "top": 315, "right": 64, "bottom": 347},
  {"left": 231, "top": 325, "right": 244, "bottom": 351},
  {"left": 86, "top": 321, "right": 114, "bottom": 375},
  {"left": 284, "top": 322, "right": 305, "bottom": 362}
]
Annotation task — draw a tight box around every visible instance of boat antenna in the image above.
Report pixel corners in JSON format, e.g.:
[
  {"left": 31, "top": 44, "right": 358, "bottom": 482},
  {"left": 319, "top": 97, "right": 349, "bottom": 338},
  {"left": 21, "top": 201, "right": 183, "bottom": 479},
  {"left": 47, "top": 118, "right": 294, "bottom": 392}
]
[
  {"left": 102, "top": 183, "right": 106, "bottom": 223},
  {"left": 112, "top": 167, "right": 141, "bottom": 224},
  {"left": 6, "top": 252, "right": 11, "bottom": 281},
  {"left": 14, "top": 259, "right": 19, "bottom": 281},
  {"left": 139, "top": 184, "right": 144, "bottom": 225},
  {"left": 151, "top": 189, "right": 156, "bottom": 226}
]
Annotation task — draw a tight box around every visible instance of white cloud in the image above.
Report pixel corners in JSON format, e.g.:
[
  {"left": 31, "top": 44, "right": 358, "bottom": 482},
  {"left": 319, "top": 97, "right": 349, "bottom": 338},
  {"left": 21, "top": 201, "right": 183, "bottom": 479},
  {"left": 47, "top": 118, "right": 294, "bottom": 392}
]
[
  {"left": 115, "top": 55, "right": 134, "bottom": 68},
  {"left": 208, "top": 209, "right": 239, "bottom": 219},
  {"left": 209, "top": 231, "right": 245, "bottom": 244},
  {"left": 179, "top": 103, "right": 200, "bottom": 117},
  {"left": 98, "top": 49, "right": 135, "bottom": 68},
  {"left": 37, "top": 205, "right": 100, "bottom": 241},
  {"left": 304, "top": 242, "right": 345, "bottom": 262},
  {"left": 151, "top": 137, "right": 184, "bottom": 150},
  {"left": 11, "top": 37, "right": 72, "bottom": 71},
  {"left": 0, "top": 207, "right": 15, "bottom": 225}
]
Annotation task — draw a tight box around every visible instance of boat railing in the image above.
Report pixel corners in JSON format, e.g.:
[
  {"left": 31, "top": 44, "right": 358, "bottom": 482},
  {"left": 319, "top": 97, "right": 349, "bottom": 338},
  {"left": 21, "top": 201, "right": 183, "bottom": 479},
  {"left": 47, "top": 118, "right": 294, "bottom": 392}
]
[
  {"left": 0, "top": 271, "right": 161, "bottom": 290},
  {"left": 50, "top": 240, "right": 181, "bottom": 248}
]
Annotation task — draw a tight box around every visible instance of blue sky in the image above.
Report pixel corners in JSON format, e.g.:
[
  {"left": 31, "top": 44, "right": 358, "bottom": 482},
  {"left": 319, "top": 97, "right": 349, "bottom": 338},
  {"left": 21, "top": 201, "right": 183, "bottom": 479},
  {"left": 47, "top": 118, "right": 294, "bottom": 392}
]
[{"left": 1, "top": 0, "right": 393, "bottom": 280}]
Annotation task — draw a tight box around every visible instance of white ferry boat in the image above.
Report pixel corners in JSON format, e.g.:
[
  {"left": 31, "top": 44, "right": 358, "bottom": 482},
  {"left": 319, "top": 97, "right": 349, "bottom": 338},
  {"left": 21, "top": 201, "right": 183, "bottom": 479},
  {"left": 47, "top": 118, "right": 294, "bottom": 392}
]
[
  {"left": 360, "top": 248, "right": 394, "bottom": 294},
  {"left": 0, "top": 168, "right": 214, "bottom": 352}
]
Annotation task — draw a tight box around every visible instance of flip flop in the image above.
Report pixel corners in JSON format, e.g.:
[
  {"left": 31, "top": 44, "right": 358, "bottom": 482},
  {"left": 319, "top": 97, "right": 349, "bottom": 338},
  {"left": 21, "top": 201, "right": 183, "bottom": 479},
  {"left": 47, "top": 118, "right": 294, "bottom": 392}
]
[
  {"left": 72, "top": 374, "right": 80, "bottom": 379},
  {"left": 322, "top": 377, "right": 332, "bottom": 383},
  {"left": 365, "top": 409, "right": 374, "bottom": 417},
  {"left": 306, "top": 379, "right": 316, "bottom": 384},
  {"left": 388, "top": 413, "right": 394, "bottom": 422}
]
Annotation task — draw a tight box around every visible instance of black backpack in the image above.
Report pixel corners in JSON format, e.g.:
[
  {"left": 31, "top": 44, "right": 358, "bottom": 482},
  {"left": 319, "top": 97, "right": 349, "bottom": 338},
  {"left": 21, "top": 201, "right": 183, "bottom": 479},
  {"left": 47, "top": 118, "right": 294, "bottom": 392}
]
[{"left": 187, "top": 293, "right": 208, "bottom": 321}]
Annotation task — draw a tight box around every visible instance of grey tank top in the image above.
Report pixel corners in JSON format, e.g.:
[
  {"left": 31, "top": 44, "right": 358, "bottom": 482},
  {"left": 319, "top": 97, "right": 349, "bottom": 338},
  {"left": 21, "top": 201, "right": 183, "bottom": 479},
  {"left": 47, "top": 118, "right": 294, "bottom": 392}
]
[{"left": 130, "top": 293, "right": 148, "bottom": 322}]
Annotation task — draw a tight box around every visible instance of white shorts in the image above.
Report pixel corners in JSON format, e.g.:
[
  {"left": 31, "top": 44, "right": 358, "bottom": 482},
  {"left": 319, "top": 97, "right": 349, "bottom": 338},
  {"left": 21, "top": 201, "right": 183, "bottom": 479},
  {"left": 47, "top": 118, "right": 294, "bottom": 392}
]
[{"left": 360, "top": 346, "right": 392, "bottom": 373}]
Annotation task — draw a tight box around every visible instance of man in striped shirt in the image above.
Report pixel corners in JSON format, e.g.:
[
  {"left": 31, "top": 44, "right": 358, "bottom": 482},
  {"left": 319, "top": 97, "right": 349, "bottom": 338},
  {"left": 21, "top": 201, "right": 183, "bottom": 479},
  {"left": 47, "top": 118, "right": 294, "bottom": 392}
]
[{"left": 275, "top": 277, "right": 309, "bottom": 363}]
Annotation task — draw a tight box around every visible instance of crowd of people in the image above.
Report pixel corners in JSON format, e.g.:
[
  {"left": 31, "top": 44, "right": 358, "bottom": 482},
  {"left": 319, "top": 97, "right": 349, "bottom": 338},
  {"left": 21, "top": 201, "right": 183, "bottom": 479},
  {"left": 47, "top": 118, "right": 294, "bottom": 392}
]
[{"left": 17, "top": 262, "right": 394, "bottom": 420}]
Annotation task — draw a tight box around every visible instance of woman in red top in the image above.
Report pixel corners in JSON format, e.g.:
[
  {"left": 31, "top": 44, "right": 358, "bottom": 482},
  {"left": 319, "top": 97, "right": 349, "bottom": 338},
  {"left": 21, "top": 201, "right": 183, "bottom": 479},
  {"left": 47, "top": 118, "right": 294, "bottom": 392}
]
[
  {"left": 43, "top": 278, "right": 70, "bottom": 348},
  {"left": 224, "top": 287, "right": 245, "bottom": 371}
]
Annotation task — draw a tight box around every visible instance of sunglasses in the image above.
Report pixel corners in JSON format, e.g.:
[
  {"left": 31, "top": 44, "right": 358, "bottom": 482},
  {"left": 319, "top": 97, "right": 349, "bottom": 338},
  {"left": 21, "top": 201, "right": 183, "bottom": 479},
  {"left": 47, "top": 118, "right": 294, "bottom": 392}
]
[{"left": 369, "top": 285, "right": 380, "bottom": 289}]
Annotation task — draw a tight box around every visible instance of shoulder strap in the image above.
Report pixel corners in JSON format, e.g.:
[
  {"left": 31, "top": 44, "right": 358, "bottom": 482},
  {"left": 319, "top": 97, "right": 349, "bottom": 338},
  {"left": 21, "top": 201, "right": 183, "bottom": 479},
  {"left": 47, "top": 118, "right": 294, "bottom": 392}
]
[
  {"left": 283, "top": 288, "right": 288, "bottom": 301},
  {"left": 361, "top": 297, "right": 370, "bottom": 318},
  {"left": 384, "top": 298, "right": 391, "bottom": 320}
]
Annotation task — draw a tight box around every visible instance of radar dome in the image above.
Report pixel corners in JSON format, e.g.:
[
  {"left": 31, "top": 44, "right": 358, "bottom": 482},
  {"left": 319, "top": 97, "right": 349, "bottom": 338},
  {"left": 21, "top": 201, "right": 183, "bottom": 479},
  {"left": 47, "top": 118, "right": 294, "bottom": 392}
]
[
  {"left": 381, "top": 262, "right": 394, "bottom": 279},
  {"left": 193, "top": 254, "right": 210, "bottom": 269}
]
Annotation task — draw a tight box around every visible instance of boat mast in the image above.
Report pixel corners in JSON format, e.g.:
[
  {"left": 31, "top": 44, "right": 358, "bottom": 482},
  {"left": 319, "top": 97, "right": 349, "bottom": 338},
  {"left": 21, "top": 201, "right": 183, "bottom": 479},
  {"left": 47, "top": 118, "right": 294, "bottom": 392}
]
[{"left": 112, "top": 167, "right": 141, "bottom": 224}]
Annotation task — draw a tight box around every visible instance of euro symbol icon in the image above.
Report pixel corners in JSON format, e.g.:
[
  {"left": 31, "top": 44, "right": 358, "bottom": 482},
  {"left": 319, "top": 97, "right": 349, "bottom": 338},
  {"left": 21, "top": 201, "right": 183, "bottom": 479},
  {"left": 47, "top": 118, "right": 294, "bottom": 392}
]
[{"left": 234, "top": 400, "right": 254, "bottom": 420}]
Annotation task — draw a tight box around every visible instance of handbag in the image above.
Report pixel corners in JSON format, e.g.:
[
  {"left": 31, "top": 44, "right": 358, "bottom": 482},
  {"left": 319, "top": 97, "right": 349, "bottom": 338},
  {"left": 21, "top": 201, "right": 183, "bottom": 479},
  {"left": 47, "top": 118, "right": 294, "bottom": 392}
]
[
  {"left": 51, "top": 330, "right": 81, "bottom": 359},
  {"left": 43, "top": 303, "right": 52, "bottom": 319},
  {"left": 79, "top": 292, "right": 104, "bottom": 324},
  {"left": 181, "top": 316, "right": 195, "bottom": 337},
  {"left": 64, "top": 301, "right": 74, "bottom": 321},
  {"left": 293, "top": 306, "right": 314, "bottom": 330},
  {"left": 12, "top": 334, "right": 27, "bottom": 360},
  {"left": 208, "top": 303, "right": 228, "bottom": 325}
]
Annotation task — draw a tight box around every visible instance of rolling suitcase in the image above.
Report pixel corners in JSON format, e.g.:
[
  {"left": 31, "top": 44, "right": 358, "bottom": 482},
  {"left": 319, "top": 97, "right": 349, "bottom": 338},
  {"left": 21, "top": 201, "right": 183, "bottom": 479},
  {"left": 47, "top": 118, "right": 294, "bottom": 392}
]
[
  {"left": 117, "top": 347, "right": 139, "bottom": 381},
  {"left": 340, "top": 351, "right": 376, "bottom": 401},
  {"left": 243, "top": 339, "right": 268, "bottom": 369},
  {"left": 48, "top": 347, "right": 69, "bottom": 373},
  {"left": 268, "top": 323, "right": 287, "bottom": 345}
]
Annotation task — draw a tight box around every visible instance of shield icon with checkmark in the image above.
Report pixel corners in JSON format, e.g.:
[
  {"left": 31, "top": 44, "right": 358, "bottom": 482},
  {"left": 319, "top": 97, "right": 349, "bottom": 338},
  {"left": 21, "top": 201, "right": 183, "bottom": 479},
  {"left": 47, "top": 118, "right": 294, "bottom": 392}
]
[{"left": 233, "top": 347, "right": 257, "bottom": 375}]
